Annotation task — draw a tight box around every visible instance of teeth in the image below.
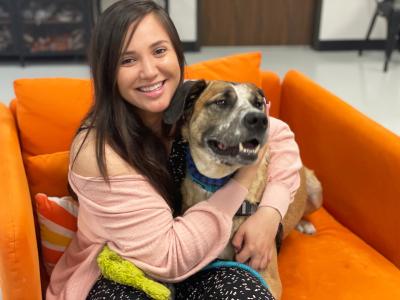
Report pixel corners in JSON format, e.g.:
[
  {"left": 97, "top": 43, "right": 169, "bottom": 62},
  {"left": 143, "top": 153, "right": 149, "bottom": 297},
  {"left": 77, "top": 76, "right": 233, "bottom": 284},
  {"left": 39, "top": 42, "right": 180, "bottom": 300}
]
[
  {"left": 139, "top": 81, "right": 163, "bottom": 92},
  {"left": 239, "top": 142, "right": 260, "bottom": 154}
]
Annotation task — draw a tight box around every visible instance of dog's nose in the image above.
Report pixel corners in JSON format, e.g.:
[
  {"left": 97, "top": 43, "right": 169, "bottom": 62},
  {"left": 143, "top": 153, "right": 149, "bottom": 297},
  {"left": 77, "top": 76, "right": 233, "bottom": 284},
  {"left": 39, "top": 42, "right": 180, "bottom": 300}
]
[{"left": 243, "top": 112, "right": 268, "bottom": 132}]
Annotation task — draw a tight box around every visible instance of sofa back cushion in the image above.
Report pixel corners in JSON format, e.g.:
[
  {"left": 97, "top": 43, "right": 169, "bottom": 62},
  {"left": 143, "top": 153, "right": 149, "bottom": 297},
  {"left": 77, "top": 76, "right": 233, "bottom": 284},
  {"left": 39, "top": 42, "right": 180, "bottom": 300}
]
[
  {"left": 185, "top": 52, "right": 262, "bottom": 87},
  {"left": 14, "top": 78, "right": 93, "bottom": 157}
]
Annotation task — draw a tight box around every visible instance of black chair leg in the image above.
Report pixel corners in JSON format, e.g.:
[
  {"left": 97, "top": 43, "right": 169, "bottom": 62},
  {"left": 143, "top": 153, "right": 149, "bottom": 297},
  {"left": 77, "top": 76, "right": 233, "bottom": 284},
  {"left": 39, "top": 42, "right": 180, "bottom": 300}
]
[
  {"left": 359, "top": 9, "right": 379, "bottom": 56},
  {"left": 384, "top": 16, "right": 400, "bottom": 72}
]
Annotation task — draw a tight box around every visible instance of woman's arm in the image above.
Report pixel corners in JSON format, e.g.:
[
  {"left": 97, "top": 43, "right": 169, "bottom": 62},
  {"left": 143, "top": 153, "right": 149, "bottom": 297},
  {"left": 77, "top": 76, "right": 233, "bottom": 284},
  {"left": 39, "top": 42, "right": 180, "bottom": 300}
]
[
  {"left": 69, "top": 133, "right": 251, "bottom": 282},
  {"left": 258, "top": 116, "right": 302, "bottom": 218},
  {"left": 232, "top": 117, "right": 302, "bottom": 269}
]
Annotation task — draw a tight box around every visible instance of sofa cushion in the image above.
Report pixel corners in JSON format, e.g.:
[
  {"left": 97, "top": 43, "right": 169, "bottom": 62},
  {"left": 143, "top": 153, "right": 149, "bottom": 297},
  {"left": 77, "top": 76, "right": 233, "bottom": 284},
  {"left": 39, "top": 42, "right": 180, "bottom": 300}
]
[
  {"left": 185, "top": 52, "right": 262, "bottom": 87},
  {"left": 280, "top": 70, "right": 400, "bottom": 267},
  {"left": 14, "top": 78, "right": 93, "bottom": 156},
  {"left": 35, "top": 194, "right": 77, "bottom": 275},
  {"left": 279, "top": 208, "right": 400, "bottom": 299},
  {"left": 25, "top": 151, "right": 70, "bottom": 197}
]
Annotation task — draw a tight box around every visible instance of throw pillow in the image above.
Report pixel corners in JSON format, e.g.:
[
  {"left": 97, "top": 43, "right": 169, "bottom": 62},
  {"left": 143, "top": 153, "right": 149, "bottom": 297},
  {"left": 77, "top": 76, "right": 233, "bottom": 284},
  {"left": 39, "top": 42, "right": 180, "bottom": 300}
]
[
  {"left": 35, "top": 193, "right": 78, "bottom": 275},
  {"left": 25, "top": 151, "right": 70, "bottom": 197},
  {"left": 14, "top": 78, "right": 93, "bottom": 156}
]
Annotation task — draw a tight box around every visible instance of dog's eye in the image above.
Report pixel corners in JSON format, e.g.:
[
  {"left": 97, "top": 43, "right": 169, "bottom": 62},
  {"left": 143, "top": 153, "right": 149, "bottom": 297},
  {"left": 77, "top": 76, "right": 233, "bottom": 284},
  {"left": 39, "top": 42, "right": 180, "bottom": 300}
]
[
  {"left": 215, "top": 99, "right": 227, "bottom": 106},
  {"left": 254, "top": 101, "right": 264, "bottom": 110}
]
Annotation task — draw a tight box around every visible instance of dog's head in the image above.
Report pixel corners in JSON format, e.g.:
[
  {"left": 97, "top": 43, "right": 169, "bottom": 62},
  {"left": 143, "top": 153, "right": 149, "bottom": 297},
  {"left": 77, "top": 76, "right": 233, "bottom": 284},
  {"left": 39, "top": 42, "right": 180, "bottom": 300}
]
[{"left": 164, "top": 80, "right": 269, "bottom": 178}]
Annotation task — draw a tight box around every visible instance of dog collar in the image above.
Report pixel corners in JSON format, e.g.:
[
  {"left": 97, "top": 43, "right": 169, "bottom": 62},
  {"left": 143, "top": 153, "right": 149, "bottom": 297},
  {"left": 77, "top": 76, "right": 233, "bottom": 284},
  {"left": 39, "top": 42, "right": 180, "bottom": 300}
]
[
  {"left": 235, "top": 200, "right": 258, "bottom": 216},
  {"left": 185, "top": 146, "right": 233, "bottom": 193}
]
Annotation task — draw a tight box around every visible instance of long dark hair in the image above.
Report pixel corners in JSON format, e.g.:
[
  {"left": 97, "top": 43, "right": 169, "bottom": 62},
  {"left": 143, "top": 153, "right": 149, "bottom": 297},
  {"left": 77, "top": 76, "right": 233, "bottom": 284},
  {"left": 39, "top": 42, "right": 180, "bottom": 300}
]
[{"left": 75, "top": 0, "right": 185, "bottom": 214}]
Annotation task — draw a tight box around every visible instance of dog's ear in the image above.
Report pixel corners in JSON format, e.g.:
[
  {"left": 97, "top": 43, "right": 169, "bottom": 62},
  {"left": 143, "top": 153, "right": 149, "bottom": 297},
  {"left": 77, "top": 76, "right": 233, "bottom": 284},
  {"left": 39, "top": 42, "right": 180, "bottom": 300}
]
[
  {"left": 257, "top": 88, "right": 269, "bottom": 106},
  {"left": 163, "top": 80, "right": 207, "bottom": 124},
  {"left": 257, "top": 88, "right": 267, "bottom": 101}
]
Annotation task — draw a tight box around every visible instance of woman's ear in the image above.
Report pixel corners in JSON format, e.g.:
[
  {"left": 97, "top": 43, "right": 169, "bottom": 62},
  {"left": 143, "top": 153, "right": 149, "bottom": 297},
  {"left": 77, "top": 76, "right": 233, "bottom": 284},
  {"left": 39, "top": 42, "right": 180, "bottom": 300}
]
[{"left": 163, "top": 80, "right": 207, "bottom": 125}]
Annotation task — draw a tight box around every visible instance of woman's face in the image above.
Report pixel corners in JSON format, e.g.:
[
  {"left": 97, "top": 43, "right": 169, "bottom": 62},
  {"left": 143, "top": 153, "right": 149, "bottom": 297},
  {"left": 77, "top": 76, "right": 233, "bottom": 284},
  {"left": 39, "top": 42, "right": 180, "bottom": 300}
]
[{"left": 117, "top": 13, "right": 181, "bottom": 126}]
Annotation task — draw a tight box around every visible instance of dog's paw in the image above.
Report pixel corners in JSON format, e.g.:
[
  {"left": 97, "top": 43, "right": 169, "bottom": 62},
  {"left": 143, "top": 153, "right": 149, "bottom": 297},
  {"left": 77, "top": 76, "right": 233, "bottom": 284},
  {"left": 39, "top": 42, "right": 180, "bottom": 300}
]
[{"left": 296, "top": 219, "right": 317, "bottom": 235}]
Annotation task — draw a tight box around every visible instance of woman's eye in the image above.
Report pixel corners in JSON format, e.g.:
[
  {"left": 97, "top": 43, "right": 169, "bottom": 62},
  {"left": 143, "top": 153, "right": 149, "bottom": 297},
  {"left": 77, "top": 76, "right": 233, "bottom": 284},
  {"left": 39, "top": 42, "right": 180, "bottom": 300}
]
[
  {"left": 120, "top": 57, "right": 137, "bottom": 65},
  {"left": 154, "top": 48, "right": 167, "bottom": 56}
]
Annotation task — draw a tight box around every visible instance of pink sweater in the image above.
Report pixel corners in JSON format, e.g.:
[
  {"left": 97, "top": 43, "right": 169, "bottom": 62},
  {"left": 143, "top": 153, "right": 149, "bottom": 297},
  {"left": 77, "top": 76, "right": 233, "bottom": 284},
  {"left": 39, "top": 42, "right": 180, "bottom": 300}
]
[{"left": 46, "top": 117, "right": 301, "bottom": 299}]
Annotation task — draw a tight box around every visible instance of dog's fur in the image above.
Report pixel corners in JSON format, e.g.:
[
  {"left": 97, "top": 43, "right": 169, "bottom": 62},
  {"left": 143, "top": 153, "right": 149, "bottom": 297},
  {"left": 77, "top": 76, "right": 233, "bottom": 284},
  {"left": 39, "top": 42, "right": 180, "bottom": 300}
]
[{"left": 164, "top": 80, "right": 322, "bottom": 299}]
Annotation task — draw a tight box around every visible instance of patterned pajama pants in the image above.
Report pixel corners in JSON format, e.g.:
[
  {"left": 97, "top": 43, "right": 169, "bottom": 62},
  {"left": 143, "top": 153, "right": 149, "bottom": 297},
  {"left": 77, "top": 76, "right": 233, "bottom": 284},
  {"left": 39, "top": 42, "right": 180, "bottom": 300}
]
[{"left": 86, "top": 266, "right": 275, "bottom": 300}]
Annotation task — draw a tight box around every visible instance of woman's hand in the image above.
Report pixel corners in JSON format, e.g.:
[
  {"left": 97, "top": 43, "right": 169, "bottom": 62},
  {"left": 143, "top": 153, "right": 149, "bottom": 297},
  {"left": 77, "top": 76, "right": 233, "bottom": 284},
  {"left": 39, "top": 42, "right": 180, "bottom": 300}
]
[{"left": 232, "top": 206, "right": 281, "bottom": 271}]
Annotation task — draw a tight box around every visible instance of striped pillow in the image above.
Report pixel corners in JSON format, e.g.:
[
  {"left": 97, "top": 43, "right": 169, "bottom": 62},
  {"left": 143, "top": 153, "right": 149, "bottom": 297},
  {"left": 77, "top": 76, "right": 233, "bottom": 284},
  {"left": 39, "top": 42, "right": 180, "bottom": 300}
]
[{"left": 35, "top": 193, "right": 78, "bottom": 275}]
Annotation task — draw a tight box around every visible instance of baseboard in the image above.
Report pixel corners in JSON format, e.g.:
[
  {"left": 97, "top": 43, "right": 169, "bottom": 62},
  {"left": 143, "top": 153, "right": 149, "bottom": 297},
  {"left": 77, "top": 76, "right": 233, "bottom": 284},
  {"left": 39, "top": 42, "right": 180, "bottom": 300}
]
[
  {"left": 182, "top": 41, "right": 201, "bottom": 52},
  {"left": 312, "top": 39, "right": 386, "bottom": 51}
]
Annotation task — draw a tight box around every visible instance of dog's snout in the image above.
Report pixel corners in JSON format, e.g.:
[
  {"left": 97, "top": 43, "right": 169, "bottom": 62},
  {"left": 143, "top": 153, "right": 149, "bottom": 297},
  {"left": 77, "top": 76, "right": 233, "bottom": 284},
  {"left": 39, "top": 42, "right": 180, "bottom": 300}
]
[{"left": 243, "top": 112, "right": 268, "bottom": 132}]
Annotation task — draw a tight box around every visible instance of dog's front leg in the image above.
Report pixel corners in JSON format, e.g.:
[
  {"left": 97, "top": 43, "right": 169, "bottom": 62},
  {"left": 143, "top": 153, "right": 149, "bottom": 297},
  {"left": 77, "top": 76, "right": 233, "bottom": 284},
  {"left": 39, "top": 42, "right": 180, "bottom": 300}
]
[{"left": 260, "top": 244, "right": 282, "bottom": 300}]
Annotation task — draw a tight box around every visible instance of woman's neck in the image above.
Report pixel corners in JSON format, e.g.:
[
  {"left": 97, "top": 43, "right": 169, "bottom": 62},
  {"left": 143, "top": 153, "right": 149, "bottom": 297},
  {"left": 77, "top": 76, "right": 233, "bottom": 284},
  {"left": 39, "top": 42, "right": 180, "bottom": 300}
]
[{"left": 140, "top": 111, "right": 164, "bottom": 136}]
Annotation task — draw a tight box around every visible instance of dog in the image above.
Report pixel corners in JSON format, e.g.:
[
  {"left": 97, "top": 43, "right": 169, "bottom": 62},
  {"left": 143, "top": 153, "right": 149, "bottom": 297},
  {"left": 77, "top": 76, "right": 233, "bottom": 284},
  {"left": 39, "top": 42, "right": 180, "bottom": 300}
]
[{"left": 164, "top": 80, "right": 323, "bottom": 300}]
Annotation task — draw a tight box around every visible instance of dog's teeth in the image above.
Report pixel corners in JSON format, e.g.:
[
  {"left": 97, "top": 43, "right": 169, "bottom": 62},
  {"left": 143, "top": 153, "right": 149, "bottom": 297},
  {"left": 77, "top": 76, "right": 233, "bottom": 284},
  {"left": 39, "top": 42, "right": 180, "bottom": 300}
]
[{"left": 238, "top": 143, "right": 259, "bottom": 155}]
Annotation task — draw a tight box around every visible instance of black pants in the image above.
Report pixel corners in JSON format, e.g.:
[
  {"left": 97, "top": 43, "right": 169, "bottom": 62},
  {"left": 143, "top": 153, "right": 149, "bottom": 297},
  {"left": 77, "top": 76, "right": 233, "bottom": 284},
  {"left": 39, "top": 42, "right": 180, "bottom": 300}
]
[{"left": 87, "top": 266, "right": 275, "bottom": 300}]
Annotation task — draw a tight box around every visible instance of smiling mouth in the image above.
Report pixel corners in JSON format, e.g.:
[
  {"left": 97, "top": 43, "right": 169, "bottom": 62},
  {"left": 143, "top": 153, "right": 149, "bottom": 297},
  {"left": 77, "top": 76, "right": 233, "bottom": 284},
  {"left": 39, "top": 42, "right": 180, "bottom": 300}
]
[
  {"left": 207, "top": 139, "right": 261, "bottom": 159},
  {"left": 137, "top": 80, "right": 166, "bottom": 93}
]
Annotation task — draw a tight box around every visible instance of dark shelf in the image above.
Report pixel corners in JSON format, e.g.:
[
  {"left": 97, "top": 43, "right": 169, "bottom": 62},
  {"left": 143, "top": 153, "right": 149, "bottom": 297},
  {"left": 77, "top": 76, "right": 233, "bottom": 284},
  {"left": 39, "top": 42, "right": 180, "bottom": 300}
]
[
  {"left": 21, "top": 49, "right": 85, "bottom": 56},
  {"left": 0, "top": 50, "right": 15, "bottom": 55},
  {"left": 22, "top": 20, "right": 83, "bottom": 25},
  {"left": 0, "top": 0, "right": 92, "bottom": 65}
]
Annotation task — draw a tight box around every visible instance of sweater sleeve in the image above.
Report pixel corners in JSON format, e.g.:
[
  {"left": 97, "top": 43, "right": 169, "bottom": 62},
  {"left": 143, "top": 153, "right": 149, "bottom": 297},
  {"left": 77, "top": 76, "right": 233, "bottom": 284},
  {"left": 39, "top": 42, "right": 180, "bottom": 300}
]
[
  {"left": 259, "top": 117, "right": 302, "bottom": 219},
  {"left": 69, "top": 172, "right": 247, "bottom": 282}
]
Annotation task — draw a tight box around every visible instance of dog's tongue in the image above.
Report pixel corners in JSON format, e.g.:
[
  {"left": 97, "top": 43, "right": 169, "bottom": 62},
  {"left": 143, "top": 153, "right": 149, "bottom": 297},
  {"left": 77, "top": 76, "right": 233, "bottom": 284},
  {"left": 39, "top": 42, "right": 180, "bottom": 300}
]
[
  {"left": 217, "top": 143, "right": 227, "bottom": 150},
  {"left": 216, "top": 142, "right": 239, "bottom": 156}
]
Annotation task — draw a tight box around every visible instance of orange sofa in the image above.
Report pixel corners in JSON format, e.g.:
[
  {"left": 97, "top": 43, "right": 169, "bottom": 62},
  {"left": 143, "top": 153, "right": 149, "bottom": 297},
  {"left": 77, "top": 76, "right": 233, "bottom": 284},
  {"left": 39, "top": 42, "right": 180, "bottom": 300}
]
[{"left": 1, "top": 53, "right": 400, "bottom": 300}]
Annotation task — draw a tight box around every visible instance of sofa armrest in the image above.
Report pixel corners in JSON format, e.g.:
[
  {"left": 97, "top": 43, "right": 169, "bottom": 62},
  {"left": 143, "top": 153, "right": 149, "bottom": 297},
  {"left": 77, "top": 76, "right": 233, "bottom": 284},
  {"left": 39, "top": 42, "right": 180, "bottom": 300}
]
[
  {"left": 279, "top": 70, "right": 400, "bottom": 267},
  {"left": 260, "top": 71, "right": 281, "bottom": 118},
  {"left": 0, "top": 103, "right": 42, "bottom": 300}
]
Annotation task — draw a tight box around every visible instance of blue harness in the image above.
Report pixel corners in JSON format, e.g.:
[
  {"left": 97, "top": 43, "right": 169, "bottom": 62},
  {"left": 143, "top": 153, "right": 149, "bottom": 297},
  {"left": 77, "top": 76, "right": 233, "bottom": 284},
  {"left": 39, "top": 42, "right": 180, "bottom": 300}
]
[
  {"left": 203, "top": 260, "right": 269, "bottom": 289},
  {"left": 185, "top": 147, "right": 233, "bottom": 193}
]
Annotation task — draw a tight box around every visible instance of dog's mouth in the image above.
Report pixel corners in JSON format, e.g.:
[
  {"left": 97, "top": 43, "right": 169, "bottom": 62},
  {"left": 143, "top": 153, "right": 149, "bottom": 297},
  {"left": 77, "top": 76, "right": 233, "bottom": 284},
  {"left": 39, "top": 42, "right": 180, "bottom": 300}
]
[{"left": 207, "top": 139, "right": 261, "bottom": 161}]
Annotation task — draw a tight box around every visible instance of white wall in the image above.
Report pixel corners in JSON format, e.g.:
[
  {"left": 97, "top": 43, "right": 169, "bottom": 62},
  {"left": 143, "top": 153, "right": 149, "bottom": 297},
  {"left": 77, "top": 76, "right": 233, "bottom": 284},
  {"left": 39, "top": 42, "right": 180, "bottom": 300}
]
[
  {"left": 101, "top": 0, "right": 198, "bottom": 43},
  {"left": 169, "top": 0, "right": 197, "bottom": 42},
  {"left": 319, "top": 0, "right": 386, "bottom": 40}
]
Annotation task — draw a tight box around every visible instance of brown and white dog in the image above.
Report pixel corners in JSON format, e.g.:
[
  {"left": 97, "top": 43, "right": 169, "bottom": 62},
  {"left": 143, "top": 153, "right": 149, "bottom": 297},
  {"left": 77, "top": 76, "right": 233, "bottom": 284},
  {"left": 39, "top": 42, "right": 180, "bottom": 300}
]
[{"left": 164, "top": 80, "right": 322, "bottom": 299}]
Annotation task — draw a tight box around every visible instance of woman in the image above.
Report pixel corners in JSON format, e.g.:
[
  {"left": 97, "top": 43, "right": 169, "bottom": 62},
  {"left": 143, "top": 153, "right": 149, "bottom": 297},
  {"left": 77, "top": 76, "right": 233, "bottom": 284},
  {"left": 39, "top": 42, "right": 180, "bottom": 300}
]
[{"left": 47, "top": 1, "right": 301, "bottom": 299}]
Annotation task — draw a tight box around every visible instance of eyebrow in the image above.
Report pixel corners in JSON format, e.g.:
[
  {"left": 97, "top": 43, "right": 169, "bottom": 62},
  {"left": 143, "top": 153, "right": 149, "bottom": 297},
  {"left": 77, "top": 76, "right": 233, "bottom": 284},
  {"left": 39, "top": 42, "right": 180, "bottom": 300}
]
[{"left": 122, "top": 40, "right": 170, "bottom": 56}]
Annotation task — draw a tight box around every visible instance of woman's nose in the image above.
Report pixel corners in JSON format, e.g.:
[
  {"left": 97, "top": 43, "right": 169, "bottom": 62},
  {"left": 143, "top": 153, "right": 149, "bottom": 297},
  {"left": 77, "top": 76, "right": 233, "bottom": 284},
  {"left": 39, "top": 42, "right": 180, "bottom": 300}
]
[{"left": 139, "top": 57, "right": 158, "bottom": 80}]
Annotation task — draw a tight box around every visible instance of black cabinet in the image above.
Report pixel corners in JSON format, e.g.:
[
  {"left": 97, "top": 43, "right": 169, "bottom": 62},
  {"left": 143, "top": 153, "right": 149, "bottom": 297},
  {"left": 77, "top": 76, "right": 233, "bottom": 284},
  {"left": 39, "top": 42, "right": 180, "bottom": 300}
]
[
  {"left": 0, "top": 0, "right": 16, "bottom": 55},
  {"left": 0, "top": 0, "right": 92, "bottom": 64}
]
